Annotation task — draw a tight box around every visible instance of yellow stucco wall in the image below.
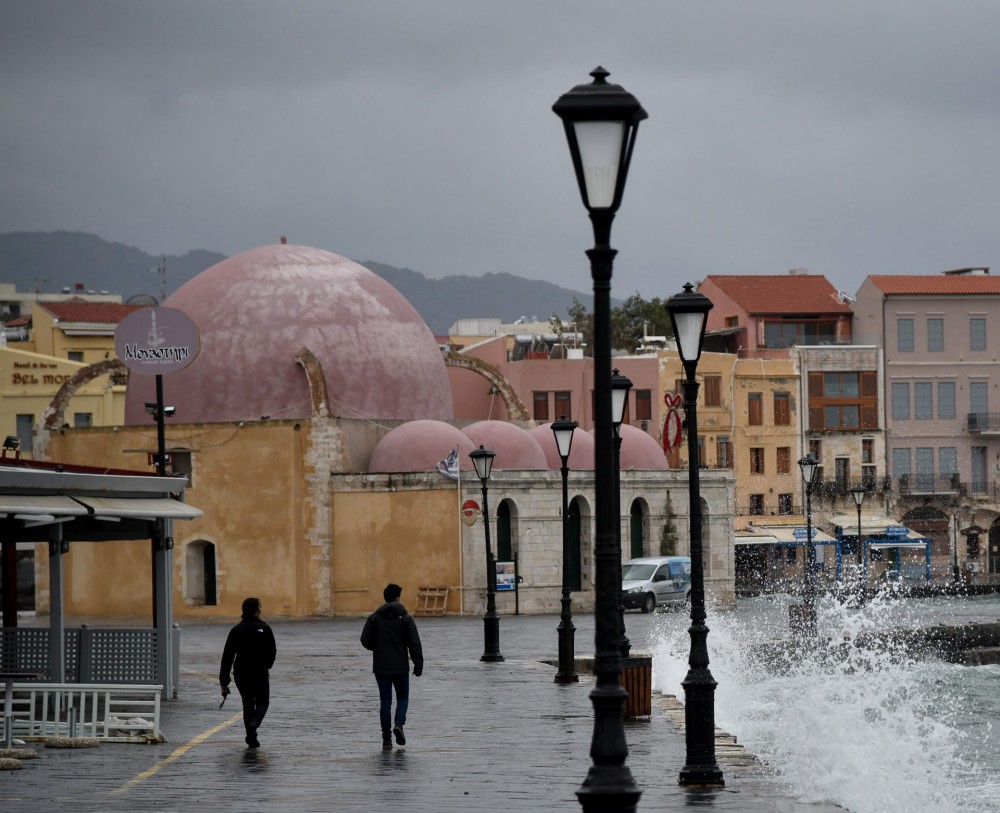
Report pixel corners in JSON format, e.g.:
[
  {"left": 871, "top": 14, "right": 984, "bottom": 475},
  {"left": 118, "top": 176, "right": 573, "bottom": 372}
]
[
  {"left": 44, "top": 420, "right": 315, "bottom": 619},
  {"left": 331, "top": 487, "right": 460, "bottom": 615}
]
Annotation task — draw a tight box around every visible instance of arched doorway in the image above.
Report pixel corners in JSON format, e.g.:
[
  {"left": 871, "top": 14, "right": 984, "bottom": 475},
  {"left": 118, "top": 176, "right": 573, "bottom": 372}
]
[
  {"left": 185, "top": 540, "right": 217, "bottom": 606},
  {"left": 629, "top": 499, "right": 649, "bottom": 559}
]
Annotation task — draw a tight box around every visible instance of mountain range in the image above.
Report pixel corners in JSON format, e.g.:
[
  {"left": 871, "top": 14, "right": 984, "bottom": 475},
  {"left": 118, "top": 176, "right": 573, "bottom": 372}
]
[{"left": 0, "top": 231, "right": 598, "bottom": 335}]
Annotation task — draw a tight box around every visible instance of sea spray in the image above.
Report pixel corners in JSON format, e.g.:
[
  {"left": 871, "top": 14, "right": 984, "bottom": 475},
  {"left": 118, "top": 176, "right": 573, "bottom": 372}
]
[{"left": 650, "top": 593, "right": 998, "bottom": 813}]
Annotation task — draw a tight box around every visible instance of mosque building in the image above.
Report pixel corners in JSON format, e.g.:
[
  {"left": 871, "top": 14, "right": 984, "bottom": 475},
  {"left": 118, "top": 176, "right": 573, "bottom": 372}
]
[{"left": 37, "top": 242, "right": 736, "bottom": 618}]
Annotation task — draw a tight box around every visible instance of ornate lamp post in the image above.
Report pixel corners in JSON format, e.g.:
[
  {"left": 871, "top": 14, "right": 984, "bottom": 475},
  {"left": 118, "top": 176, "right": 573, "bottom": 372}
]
[
  {"left": 850, "top": 484, "right": 866, "bottom": 603},
  {"left": 796, "top": 453, "right": 820, "bottom": 634},
  {"left": 611, "top": 368, "right": 633, "bottom": 657},
  {"left": 554, "top": 66, "right": 646, "bottom": 812},
  {"left": 666, "top": 283, "right": 724, "bottom": 788},
  {"left": 470, "top": 444, "right": 503, "bottom": 662},
  {"left": 850, "top": 485, "right": 865, "bottom": 565},
  {"left": 552, "top": 416, "right": 579, "bottom": 684}
]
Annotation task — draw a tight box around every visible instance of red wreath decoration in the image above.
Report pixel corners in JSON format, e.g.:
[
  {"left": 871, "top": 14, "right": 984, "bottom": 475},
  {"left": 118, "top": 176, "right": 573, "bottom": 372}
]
[{"left": 662, "top": 392, "right": 683, "bottom": 453}]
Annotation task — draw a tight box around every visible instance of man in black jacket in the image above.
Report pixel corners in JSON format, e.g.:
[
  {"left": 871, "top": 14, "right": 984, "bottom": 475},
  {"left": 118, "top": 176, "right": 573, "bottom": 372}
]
[
  {"left": 360, "top": 583, "right": 423, "bottom": 749},
  {"left": 220, "top": 597, "right": 277, "bottom": 749}
]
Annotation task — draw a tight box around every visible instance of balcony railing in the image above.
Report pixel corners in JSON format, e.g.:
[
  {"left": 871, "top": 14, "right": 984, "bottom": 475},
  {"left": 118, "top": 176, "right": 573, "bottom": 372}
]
[
  {"left": 811, "top": 476, "right": 892, "bottom": 498},
  {"left": 967, "top": 413, "right": 1000, "bottom": 433}
]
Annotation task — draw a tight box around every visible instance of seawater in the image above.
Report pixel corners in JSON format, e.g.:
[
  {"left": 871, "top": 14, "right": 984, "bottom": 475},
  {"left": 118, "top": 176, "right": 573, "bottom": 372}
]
[{"left": 650, "top": 593, "right": 1000, "bottom": 813}]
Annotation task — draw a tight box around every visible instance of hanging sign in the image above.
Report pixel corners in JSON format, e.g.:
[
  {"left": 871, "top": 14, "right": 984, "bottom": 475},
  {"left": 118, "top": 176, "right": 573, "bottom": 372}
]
[
  {"left": 461, "top": 499, "right": 481, "bottom": 526},
  {"left": 115, "top": 306, "right": 201, "bottom": 375}
]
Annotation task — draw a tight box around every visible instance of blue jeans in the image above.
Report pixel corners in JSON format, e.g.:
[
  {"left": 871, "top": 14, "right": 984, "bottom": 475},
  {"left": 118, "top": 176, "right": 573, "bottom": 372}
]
[{"left": 375, "top": 672, "right": 409, "bottom": 734}]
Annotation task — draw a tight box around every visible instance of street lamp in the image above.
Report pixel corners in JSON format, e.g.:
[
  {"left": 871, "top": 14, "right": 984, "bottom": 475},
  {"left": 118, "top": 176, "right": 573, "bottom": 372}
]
[
  {"left": 554, "top": 66, "right": 646, "bottom": 812},
  {"left": 611, "top": 368, "right": 632, "bottom": 658},
  {"left": 552, "top": 416, "right": 579, "bottom": 684},
  {"left": 850, "top": 484, "right": 866, "bottom": 603},
  {"left": 469, "top": 444, "right": 503, "bottom": 663},
  {"left": 666, "top": 282, "right": 724, "bottom": 788},
  {"left": 796, "top": 454, "right": 820, "bottom": 634},
  {"left": 850, "top": 485, "right": 865, "bottom": 565}
]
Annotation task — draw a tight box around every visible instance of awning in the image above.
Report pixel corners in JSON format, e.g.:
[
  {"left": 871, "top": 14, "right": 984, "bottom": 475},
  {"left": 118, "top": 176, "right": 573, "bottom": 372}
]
[
  {"left": 830, "top": 515, "right": 929, "bottom": 537},
  {"left": 0, "top": 494, "right": 90, "bottom": 525},
  {"left": 735, "top": 533, "right": 779, "bottom": 546},
  {"left": 73, "top": 496, "right": 202, "bottom": 521},
  {"left": 750, "top": 525, "right": 838, "bottom": 544}
]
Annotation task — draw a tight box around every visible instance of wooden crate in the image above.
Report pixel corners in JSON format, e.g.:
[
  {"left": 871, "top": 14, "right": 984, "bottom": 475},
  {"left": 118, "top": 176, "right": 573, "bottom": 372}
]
[{"left": 414, "top": 586, "right": 449, "bottom": 616}]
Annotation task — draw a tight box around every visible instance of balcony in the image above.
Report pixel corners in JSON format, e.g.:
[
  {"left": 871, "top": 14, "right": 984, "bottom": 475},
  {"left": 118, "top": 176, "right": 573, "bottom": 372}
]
[
  {"left": 812, "top": 475, "right": 891, "bottom": 499},
  {"left": 893, "top": 473, "right": 998, "bottom": 500},
  {"left": 967, "top": 413, "right": 1000, "bottom": 434}
]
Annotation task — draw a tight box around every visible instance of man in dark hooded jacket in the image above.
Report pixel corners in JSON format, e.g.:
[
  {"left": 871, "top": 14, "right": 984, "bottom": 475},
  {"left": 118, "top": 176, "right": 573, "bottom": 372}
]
[
  {"left": 220, "top": 597, "right": 277, "bottom": 749},
  {"left": 360, "top": 583, "right": 423, "bottom": 749}
]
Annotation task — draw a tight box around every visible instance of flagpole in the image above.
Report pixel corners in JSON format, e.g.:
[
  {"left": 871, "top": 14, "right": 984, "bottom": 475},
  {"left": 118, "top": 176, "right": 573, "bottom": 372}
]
[{"left": 456, "top": 448, "right": 464, "bottom": 616}]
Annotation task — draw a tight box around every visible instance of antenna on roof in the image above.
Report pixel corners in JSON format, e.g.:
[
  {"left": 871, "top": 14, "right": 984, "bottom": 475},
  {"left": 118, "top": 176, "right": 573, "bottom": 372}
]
[
  {"left": 837, "top": 290, "right": 855, "bottom": 304},
  {"left": 149, "top": 256, "right": 167, "bottom": 304}
]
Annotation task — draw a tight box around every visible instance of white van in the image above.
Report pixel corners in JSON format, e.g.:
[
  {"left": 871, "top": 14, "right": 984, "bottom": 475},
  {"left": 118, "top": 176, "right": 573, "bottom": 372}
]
[{"left": 621, "top": 556, "right": 692, "bottom": 613}]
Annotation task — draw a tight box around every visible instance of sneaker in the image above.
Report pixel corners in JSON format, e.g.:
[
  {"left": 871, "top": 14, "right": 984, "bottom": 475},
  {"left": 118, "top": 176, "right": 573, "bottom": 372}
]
[
  {"left": 246, "top": 733, "right": 260, "bottom": 749},
  {"left": 392, "top": 724, "right": 405, "bottom": 746},
  {"left": 382, "top": 734, "right": 393, "bottom": 750}
]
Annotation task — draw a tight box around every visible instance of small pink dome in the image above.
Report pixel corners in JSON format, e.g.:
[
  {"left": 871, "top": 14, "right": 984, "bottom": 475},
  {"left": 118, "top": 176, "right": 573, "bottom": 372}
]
[
  {"left": 528, "top": 423, "right": 595, "bottom": 470},
  {"left": 124, "top": 244, "right": 453, "bottom": 425},
  {"left": 369, "top": 420, "right": 476, "bottom": 473},
  {"left": 588, "top": 424, "right": 669, "bottom": 470},
  {"left": 463, "top": 421, "right": 548, "bottom": 471}
]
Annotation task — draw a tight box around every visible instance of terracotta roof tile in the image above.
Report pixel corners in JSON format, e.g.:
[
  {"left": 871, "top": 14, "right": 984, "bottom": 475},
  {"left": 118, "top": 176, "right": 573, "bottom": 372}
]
[
  {"left": 868, "top": 275, "right": 1000, "bottom": 295},
  {"left": 40, "top": 302, "right": 149, "bottom": 324},
  {"left": 701, "top": 275, "right": 851, "bottom": 314}
]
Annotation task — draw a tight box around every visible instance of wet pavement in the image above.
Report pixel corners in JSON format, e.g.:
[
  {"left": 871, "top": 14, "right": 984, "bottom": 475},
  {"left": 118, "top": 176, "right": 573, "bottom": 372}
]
[{"left": 2, "top": 611, "right": 846, "bottom": 812}]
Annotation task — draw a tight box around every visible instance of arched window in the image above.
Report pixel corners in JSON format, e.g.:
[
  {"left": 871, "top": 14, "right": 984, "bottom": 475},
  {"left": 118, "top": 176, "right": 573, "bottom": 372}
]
[{"left": 185, "top": 540, "right": 217, "bottom": 606}]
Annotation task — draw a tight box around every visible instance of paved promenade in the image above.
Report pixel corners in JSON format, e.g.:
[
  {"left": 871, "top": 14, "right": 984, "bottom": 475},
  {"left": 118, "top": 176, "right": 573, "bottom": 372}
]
[{"left": 2, "top": 611, "right": 844, "bottom": 812}]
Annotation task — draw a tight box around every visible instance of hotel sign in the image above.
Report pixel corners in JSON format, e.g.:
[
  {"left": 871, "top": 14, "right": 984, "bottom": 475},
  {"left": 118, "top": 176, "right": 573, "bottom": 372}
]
[{"left": 115, "top": 307, "right": 200, "bottom": 375}]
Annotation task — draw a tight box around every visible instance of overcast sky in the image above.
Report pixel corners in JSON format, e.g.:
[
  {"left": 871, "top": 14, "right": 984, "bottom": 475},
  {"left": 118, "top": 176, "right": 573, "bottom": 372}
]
[{"left": 3, "top": 1, "right": 1000, "bottom": 306}]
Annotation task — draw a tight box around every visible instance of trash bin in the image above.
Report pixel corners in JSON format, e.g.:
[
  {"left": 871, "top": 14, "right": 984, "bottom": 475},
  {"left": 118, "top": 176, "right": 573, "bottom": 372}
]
[{"left": 621, "top": 655, "right": 652, "bottom": 717}]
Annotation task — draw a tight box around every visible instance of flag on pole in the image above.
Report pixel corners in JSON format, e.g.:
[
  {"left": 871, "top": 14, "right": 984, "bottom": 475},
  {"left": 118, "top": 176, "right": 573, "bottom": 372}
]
[{"left": 436, "top": 447, "right": 459, "bottom": 480}]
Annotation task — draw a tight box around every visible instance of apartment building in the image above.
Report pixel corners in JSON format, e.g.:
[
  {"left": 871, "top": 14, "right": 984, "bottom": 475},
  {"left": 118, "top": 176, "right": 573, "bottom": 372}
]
[{"left": 853, "top": 269, "right": 1000, "bottom": 581}]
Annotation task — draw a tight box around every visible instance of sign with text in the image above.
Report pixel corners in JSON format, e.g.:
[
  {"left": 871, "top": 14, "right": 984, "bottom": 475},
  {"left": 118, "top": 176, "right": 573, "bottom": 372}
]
[
  {"left": 885, "top": 525, "right": 908, "bottom": 537},
  {"left": 496, "top": 561, "right": 515, "bottom": 591},
  {"left": 115, "top": 306, "right": 200, "bottom": 375}
]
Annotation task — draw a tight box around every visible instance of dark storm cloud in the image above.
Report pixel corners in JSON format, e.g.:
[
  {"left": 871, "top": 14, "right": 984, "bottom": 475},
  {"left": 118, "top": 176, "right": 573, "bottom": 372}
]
[{"left": 3, "top": 1, "right": 1000, "bottom": 307}]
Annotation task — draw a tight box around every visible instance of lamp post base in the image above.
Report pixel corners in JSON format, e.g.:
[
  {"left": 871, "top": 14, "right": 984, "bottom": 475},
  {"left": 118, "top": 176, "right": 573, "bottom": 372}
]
[
  {"left": 788, "top": 604, "right": 817, "bottom": 635},
  {"left": 555, "top": 603, "right": 578, "bottom": 683},
  {"left": 481, "top": 614, "right": 504, "bottom": 662}
]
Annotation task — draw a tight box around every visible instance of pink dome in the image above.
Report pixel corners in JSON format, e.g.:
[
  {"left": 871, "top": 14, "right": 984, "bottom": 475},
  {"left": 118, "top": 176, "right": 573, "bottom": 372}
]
[
  {"left": 369, "top": 420, "right": 477, "bottom": 474},
  {"left": 124, "top": 244, "right": 453, "bottom": 424},
  {"left": 591, "top": 424, "right": 668, "bottom": 470},
  {"left": 528, "top": 423, "right": 595, "bottom": 470},
  {"left": 462, "top": 421, "right": 548, "bottom": 471}
]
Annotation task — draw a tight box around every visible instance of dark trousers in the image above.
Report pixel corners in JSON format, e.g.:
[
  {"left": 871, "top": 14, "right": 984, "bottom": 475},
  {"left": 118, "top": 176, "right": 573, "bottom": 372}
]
[
  {"left": 375, "top": 672, "right": 409, "bottom": 735},
  {"left": 235, "top": 671, "right": 270, "bottom": 735}
]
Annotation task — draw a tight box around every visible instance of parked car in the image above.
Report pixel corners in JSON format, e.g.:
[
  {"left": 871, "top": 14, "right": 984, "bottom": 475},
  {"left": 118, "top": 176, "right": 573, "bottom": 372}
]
[{"left": 621, "top": 556, "right": 692, "bottom": 613}]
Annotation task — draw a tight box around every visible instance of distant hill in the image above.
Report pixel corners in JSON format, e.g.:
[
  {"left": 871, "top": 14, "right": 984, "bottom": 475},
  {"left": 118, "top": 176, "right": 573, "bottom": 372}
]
[
  {"left": 0, "top": 231, "right": 597, "bottom": 334},
  {"left": 0, "top": 231, "right": 226, "bottom": 303}
]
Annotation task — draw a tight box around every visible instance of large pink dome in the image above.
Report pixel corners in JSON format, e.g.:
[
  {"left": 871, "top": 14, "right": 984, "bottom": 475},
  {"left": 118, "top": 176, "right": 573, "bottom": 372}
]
[
  {"left": 369, "top": 420, "right": 476, "bottom": 473},
  {"left": 124, "top": 244, "right": 453, "bottom": 424},
  {"left": 463, "top": 421, "right": 548, "bottom": 470},
  {"left": 528, "top": 423, "right": 595, "bottom": 470}
]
